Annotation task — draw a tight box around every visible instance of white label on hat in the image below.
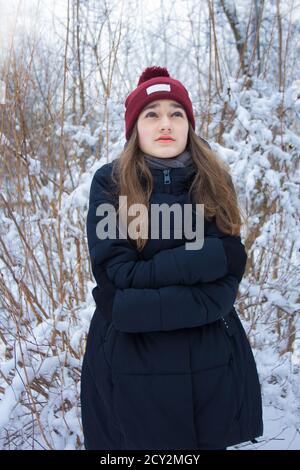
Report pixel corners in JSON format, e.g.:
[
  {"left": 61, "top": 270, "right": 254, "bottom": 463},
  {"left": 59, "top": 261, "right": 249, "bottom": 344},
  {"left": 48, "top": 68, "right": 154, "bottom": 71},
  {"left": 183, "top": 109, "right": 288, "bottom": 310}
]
[{"left": 146, "top": 84, "right": 171, "bottom": 95}]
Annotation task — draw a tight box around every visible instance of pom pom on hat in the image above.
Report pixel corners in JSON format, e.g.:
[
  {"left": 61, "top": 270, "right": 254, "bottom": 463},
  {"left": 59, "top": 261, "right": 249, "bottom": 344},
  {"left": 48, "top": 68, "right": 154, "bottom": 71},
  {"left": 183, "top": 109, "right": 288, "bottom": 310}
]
[{"left": 138, "top": 66, "right": 170, "bottom": 86}]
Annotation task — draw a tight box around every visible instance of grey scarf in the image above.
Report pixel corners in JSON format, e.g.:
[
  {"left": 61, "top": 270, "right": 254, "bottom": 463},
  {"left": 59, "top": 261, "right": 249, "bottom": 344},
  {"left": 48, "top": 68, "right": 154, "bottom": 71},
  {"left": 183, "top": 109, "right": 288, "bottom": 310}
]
[{"left": 141, "top": 148, "right": 194, "bottom": 169}]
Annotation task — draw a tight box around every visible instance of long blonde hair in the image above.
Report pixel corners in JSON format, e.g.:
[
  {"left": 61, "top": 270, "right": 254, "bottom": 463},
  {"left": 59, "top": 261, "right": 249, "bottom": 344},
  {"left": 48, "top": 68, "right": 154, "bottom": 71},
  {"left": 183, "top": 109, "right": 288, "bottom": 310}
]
[{"left": 111, "top": 122, "right": 246, "bottom": 251}]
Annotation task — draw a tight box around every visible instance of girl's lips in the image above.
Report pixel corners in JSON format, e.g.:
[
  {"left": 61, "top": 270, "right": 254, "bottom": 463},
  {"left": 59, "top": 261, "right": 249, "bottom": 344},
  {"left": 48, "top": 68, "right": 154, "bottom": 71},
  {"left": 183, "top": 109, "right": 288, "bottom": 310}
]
[{"left": 157, "top": 139, "right": 174, "bottom": 143}]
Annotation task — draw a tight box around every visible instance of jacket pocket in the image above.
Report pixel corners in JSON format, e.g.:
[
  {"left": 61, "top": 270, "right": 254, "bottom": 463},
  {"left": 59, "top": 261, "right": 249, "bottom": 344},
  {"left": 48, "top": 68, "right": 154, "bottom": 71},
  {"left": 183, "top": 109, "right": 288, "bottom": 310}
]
[
  {"left": 219, "top": 314, "right": 243, "bottom": 419},
  {"left": 104, "top": 322, "right": 114, "bottom": 342},
  {"left": 103, "top": 322, "right": 118, "bottom": 367}
]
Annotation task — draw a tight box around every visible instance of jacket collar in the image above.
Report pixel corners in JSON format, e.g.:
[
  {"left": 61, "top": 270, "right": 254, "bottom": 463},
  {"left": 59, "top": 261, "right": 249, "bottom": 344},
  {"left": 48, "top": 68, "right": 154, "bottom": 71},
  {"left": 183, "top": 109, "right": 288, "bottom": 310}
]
[
  {"left": 145, "top": 163, "right": 197, "bottom": 195},
  {"left": 139, "top": 147, "right": 196, "bottom": 195},
  {"left": 142, "top": 148, "right": 193, "bottom": 169}
]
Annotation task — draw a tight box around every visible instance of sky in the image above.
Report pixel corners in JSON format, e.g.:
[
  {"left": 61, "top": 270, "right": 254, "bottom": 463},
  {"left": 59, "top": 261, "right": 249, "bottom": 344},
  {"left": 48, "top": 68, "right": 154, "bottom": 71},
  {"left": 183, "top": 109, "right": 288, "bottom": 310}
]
[
  {"left": 1, "top": 0, "right": 300, "bottom": 50},
  {"left": 0, "top": 0, "right": 64, "bottom": 49}
]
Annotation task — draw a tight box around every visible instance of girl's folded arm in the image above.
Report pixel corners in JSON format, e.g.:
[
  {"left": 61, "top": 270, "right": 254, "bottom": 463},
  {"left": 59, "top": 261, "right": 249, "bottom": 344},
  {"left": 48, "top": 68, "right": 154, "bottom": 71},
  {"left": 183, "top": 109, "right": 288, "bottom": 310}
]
[
  {"left": 111, "top": 273, "right": 239, "bottom": 333},
  {"left": 88, "top": 166, "right": 234, "bottom": 289}
]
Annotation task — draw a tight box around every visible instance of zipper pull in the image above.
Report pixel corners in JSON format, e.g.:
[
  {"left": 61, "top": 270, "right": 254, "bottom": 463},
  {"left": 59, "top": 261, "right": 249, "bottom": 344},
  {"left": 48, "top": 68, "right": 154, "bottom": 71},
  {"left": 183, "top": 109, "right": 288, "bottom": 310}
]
[{"left": 163, "top": 169, "right": 171, "bottom": 184}]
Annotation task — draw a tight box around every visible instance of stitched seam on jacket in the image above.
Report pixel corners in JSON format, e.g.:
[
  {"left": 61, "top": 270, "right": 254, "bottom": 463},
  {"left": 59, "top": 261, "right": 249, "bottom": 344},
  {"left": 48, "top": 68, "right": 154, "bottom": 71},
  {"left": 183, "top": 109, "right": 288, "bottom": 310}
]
[
  {"left": 113, "top": 363, "right": 231, "bottom": 375},
  {"left": 158, "top": 289, "right": 163, "bottom": 330},
  {"left": 170, "top": 249, "right": 184, "bottom": 284}
]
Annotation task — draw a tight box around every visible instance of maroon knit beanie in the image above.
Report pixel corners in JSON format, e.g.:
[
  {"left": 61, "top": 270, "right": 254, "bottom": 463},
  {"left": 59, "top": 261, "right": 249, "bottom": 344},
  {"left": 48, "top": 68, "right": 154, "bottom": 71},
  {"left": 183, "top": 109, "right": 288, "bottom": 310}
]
[{"left": 124, "top": 66, "right": 195, "bottom": 141}]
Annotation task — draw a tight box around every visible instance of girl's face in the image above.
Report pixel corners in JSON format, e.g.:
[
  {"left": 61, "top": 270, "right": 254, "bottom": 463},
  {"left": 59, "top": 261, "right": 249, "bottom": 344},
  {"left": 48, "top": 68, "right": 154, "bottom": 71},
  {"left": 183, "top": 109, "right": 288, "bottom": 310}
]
[{"left": 137, "top": 99, "right": 189, "bottom": 158}]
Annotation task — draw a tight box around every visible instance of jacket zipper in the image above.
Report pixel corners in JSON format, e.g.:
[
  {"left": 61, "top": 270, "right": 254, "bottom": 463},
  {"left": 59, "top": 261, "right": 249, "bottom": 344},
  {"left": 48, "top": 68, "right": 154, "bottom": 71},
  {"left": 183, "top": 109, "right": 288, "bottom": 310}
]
[{"left": 163, "top": 169, "right": 171, "bottom": 193}]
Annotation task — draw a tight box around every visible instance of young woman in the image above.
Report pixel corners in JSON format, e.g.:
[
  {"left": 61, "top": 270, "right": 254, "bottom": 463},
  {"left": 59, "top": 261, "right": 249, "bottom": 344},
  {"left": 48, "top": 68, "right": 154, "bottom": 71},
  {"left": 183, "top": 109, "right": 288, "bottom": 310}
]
[{"left": 80, "top": 66, "right": 263, "bottom": 450}]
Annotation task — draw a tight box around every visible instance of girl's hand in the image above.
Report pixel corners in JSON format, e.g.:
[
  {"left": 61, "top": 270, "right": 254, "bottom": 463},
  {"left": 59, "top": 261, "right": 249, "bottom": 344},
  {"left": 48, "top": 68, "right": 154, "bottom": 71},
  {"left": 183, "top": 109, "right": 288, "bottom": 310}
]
[{"left": 221, "top": 236, "right": 248, "bottom": 283}]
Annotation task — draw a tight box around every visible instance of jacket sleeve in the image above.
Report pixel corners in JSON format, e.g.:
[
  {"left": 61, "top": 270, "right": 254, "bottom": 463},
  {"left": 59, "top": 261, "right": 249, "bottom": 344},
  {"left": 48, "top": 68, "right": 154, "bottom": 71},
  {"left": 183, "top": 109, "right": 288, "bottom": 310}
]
[
  {"left": 87, "top": 165, "right": 236, "bottom": 289},
  {"left": 112, "top": 273, "right": 239, "bottom": 333}
]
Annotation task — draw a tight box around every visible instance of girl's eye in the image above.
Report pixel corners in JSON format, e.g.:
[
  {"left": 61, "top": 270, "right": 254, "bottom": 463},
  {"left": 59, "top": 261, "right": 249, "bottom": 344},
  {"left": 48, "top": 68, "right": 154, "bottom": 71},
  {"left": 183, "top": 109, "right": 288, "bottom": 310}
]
[{"left": 145, "top": 111, "right": 183, "bottom": 118}]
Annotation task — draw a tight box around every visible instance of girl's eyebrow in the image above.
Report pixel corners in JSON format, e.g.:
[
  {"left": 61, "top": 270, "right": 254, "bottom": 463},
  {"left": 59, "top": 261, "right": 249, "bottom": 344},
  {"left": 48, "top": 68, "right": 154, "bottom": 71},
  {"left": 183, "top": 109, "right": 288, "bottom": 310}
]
[{"left": 143, "top": 103, "right": 185, "bottom": 112}]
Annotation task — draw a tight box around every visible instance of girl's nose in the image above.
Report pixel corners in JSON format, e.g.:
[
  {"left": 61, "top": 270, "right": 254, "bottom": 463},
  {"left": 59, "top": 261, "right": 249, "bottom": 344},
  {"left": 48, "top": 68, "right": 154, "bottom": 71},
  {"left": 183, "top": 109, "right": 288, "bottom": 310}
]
[{"left": 159, "top": 119, "right": 172, "bottom": 129}]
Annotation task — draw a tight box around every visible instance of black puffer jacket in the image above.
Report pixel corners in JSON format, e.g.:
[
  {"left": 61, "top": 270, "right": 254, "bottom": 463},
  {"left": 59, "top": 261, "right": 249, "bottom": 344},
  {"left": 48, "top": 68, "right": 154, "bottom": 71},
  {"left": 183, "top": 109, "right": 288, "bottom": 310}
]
[{"left": 80, "top": 159, "right": 263, "bottom": 450}]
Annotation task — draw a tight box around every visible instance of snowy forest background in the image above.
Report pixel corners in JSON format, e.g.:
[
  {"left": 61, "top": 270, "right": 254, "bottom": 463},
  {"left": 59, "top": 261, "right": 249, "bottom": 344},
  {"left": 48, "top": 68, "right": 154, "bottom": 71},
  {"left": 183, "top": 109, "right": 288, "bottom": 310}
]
[{"left": 0, "top": 0, "right": 299, "bottom": 450}]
